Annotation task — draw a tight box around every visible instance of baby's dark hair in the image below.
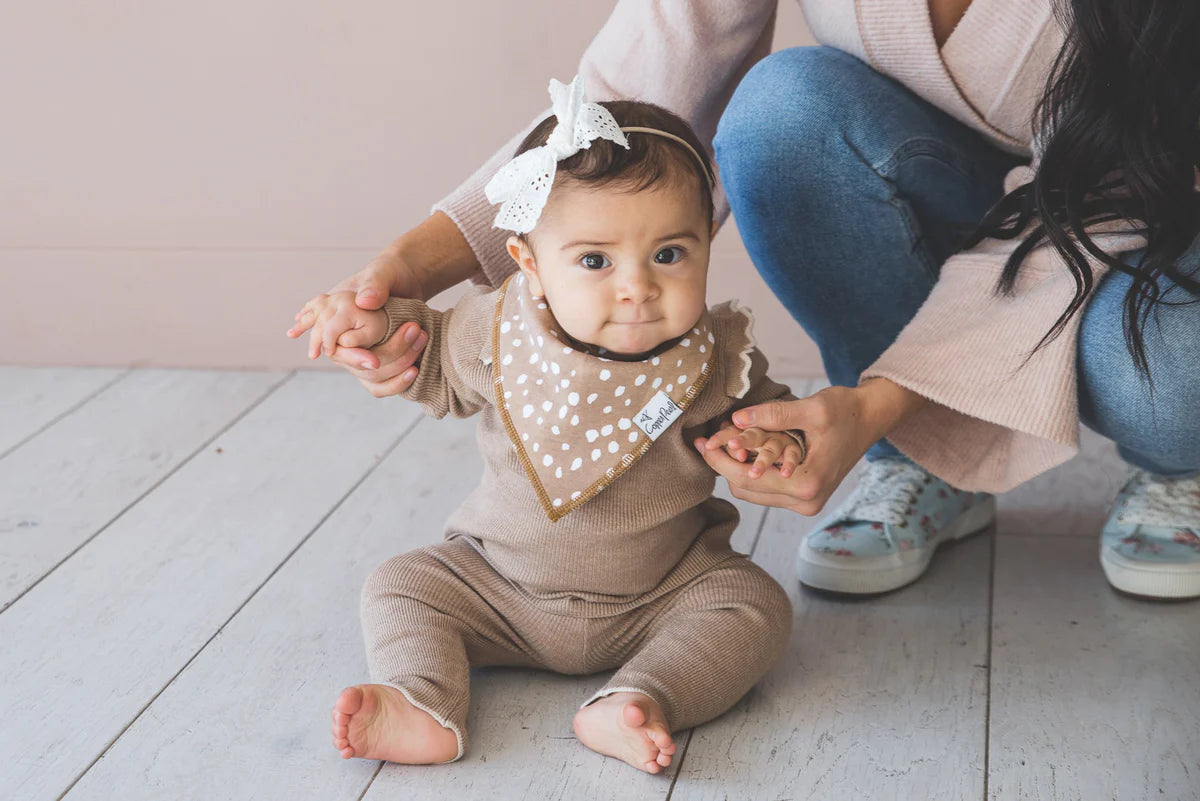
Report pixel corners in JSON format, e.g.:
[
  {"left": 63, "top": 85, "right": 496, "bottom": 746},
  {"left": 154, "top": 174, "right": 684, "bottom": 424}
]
[{"left": 513, "top": 100, "right": 716, "bottom": 224}]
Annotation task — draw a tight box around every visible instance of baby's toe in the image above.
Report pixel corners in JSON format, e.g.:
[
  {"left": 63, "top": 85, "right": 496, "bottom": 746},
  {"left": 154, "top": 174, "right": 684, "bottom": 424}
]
[
  {"left": 653, "top": 734, "right": 675, "bottom": 754},
  {"left": 621, "top": 702, "right": 647, "bottom": 729},
  {"left": 642, "top": 759, "right": 663, "bottom": 774},
  {"left": 656, "top": 750, "right": 672, "bottom": 767},
  {"left": 335, "top": 686, "right": 365, "bottom": 716}
]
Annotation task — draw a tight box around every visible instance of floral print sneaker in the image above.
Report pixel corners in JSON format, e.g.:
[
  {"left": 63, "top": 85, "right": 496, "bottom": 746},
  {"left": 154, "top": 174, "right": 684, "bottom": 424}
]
[
  {"left": 796, "top": 458, "right": 995, "bottom": 594},
  {"left": 1100, "top": 469, "right": 1200, "bottom": 599}
]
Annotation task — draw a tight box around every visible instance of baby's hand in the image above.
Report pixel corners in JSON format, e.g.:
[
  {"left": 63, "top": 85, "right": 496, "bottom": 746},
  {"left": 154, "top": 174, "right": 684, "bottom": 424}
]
[
  {"left": 286, "top": 290, "right": 388, "bottom": 361},
  {"left": 707, "top": 421, "right": 806, "bottom": 479}
]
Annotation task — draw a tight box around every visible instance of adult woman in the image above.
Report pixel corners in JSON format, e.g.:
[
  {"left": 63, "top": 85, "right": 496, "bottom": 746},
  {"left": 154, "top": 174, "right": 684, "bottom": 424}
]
[{"left": 291, "top": 0, "right": 1200, "bottom": 598}]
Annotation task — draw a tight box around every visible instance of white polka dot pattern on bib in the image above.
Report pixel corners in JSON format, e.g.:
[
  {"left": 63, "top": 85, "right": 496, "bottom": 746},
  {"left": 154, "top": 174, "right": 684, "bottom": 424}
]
[{"left": 492, "top": 274, "right": 716, "bottom": 521}]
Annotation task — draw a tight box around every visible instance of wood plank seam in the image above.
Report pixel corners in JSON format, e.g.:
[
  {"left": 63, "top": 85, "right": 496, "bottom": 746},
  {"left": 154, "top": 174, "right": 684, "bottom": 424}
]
[
  {"left": 53, "top": 409, "right": 426, "bottom": 800},
  {"left": 982, "top": 516, "right": 998, "bottom": 801},
  {"left": 0, "top": 370, "right": 297, "bottom": 618},
  {"left": 663, "top": 730, "right": 695, "bottom": 800},
  {"left": 356, "top": 762, "right": 386, "bottom": 801},
  {"left": 0, "top": 368, "right": 130, "bottom": 462}
]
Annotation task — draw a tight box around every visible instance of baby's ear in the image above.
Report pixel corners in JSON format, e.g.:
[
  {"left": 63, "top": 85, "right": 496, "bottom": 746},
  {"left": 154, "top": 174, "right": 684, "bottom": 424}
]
[{"left": 507, "top": 235, "right": 545, "bottom": 297}]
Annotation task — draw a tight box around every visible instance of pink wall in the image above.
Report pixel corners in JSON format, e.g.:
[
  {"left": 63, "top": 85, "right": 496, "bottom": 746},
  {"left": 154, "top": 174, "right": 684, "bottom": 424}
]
[{"left": 1, "top": 1, "right": 821, "bottom": 375}]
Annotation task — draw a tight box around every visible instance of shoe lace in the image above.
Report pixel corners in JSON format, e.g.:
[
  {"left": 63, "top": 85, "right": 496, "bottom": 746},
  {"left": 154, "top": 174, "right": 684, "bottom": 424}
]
[
  {"left": 832, "top": 459, "right": 928, "bottom": 526},
  {"left": 1117, "top": 470, "right": 1200, "bottom": 529}
]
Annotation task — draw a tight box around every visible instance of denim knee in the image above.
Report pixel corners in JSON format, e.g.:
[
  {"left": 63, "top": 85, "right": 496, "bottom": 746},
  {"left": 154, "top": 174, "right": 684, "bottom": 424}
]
[
  {"left": 714, "top": 46, "right": 874, "bottom": 192},
  {"left": 1078, "top": 261, "right": 1200, "bottom": 475}
]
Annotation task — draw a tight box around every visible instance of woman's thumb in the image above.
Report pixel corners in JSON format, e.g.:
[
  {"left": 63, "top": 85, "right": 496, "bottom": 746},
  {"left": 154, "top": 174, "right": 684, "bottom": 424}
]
[
  {"left": 354, "top": 273, "right": 387, "bottom": 310},
  {"left": 732, "top": 399, "right": 797, "bottom": 431}
]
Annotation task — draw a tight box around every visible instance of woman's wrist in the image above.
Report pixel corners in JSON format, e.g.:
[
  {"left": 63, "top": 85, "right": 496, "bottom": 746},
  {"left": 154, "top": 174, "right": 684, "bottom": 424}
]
[
  {"left": 853, "top": 377, "right": 928, "bottom": 444},
  {"left": 389, "top": 211, "right": 481, "bottom": 301}
]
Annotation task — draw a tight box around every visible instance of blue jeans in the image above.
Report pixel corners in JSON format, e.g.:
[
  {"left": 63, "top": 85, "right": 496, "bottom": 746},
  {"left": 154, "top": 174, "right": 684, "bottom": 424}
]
[{"left": 714, "top": 46, "right": 1199, "bottom": 477}]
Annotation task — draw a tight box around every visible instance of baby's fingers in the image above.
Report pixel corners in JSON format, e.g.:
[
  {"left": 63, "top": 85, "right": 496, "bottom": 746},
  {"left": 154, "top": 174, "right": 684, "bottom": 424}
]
[
  {"left": 778, "top": 442, "right": 804, "bottom": 478},
  {"left": 286, "top": 310, "right": 314, "bottom": 338},
  {"left": 287, "top": 295, "right": 329, "bottom": 339},
  {"left": 703, "top": 425, "right": 742, "bottom": 452},
  {"left": 748, "top": 439, "right": 783, "bottom": 479},
  {"left": 725, "top": 427, "right": 769, "bottom": 453},
  {"left": 307, "top": 307, "right": 337, "bottom": 360},
  {"left": 321, "top": 312, "right": 359, "bottom": 358},
  {"left": 336, "top": 324, "right": 378, "bottom": 350}
]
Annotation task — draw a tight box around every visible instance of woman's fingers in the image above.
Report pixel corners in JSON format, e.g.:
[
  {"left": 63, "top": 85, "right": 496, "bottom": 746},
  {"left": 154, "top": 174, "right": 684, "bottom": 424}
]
[
  {"left": 698, "top": 438, "right": 787, "bottom": 490},
  {"left": 327, "top": 320, "right": 427, "bottom": 395},
  {"left": 330, "top": 346, "right": 379, "bottom": 371},
  {"left": 373, "top": 323, "right": 427, "bottom": 371},
  {"left": 356, "top": 365, "right": 419, "bottom": 398},
  {"left": 330, "top": 254, "right": 410, "bottom": 311},
  {"left": 697, "top": 441, "right": 803, "bottom": 508},
  {"left": 732, "top": 395, "right": 831, "bottom": 435},
  {"left": 732, "top": 400, "right": 798, "bottom": 430},
  {"left": 695, "top": 436, "right": 830, "bottom": 515},
  {"left": 727, "top": 484, "right": 825, "bottom": 516},
  {"left": 351, "top": 272, "right": 390, "bottom": 310}
]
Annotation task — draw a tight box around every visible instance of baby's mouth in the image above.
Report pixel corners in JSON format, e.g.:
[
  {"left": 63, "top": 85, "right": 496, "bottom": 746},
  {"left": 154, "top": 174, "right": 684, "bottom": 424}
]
[{"left": 609, "top": 318, "right": 661, "bottom": 326}]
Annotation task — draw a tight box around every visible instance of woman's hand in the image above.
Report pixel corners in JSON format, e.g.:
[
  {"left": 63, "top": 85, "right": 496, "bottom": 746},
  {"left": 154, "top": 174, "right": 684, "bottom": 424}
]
[
  {"left": 710, "top": 420, "right": 807, "bottom": 479},
  {"left": 288, "top": 291, "right": 389, "bottom": 361},
  {"left": 695, "top": 379, "right": 926, "bottom": 516},
  {"left": 286, "top": 212, "right": 479, "bottom": 398}
]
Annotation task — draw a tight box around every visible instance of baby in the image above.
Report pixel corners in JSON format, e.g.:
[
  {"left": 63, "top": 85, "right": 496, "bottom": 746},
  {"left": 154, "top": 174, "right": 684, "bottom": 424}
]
[{"left": 292, "top": 77, "right": 805, "bottom": 773}]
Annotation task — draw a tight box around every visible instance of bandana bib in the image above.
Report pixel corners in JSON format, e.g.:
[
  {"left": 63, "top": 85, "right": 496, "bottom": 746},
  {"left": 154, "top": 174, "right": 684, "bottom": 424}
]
[{"left": 490, "top": 274, "right": 715, "bottom": 521}]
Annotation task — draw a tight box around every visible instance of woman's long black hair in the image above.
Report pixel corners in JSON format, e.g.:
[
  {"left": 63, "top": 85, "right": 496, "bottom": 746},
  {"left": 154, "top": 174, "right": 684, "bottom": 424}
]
[{"left": 962, "top": 0, "right": 1200, "bottom": 379}]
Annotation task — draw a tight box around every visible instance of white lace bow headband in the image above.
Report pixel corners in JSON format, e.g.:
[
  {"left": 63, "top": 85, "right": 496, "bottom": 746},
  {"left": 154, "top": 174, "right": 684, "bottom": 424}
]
[{"left": 484, "top": 75, "right": 712, "bottom": 234}]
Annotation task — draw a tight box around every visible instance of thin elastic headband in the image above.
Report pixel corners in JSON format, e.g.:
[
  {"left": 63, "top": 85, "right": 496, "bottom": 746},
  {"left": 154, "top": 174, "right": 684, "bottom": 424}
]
[{"left": 619, "top": 126, "right": 714, "bottom": 191}]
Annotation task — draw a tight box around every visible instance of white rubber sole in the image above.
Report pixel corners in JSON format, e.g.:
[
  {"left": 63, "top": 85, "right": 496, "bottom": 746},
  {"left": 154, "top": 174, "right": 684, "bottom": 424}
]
[
  {"left": 1099, "top": 546, "right": 1200, "bottom": 599},
  {"left": 796, "top": 496, "right": 996, "bottom": 595}
]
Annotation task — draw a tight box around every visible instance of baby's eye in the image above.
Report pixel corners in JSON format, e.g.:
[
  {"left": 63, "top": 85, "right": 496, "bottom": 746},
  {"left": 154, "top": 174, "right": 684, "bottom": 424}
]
[
  {"left": 654, "top": 246, "right": 685, "bottom": 265},
  {"left": 580, "top": 253, "right": 611, "bottom": 271}
]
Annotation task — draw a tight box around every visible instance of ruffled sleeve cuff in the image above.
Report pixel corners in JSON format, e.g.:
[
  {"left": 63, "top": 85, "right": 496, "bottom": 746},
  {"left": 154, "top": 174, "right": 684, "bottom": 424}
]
[{"left": 709, "top": 299, "right": 798, "bottom": 404}]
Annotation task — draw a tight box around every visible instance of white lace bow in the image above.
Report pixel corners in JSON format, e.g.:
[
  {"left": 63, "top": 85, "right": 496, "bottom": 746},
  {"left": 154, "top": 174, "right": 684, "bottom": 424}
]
[{"left": 484, "top": 75, "right": 628, "bottom": 233}]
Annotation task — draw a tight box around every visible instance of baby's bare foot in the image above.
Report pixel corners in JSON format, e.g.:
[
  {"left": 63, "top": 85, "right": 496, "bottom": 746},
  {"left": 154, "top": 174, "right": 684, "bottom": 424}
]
[
  {"left": 572, "top": 692, "right": 676, "bottom": 774},
  {"left": 330, "top": 684, "right": 459, "bottom": 764}
]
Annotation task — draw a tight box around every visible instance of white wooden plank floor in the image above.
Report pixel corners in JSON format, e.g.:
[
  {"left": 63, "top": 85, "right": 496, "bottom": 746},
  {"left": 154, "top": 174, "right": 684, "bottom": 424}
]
[{"left": 1, "top": 368, "right": 1196, "bottom": 801}]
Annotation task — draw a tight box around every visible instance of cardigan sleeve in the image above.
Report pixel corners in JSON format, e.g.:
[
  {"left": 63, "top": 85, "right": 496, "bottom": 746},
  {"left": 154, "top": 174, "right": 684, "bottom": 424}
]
[
  {"left": 431, "top": 0, "right": 780, "bottom": 288},
  {"left": 860, "top": 167, "right": 1149, "bottom": 492}
]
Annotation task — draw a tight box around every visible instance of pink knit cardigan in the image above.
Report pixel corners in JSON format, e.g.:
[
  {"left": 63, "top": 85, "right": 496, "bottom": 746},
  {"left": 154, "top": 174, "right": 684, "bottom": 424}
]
[{"left": 431, "top": 0, "right": 1147, "bottom": 492}]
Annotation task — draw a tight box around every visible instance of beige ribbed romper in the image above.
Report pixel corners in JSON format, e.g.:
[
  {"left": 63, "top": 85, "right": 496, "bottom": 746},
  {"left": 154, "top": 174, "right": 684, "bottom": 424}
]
[{"left": 361, "top": 274, "right": 796, "bottom": 760}]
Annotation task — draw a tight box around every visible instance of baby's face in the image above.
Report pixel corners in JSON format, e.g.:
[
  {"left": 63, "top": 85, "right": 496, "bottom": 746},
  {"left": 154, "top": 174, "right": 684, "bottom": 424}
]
[{"left": 509, "top": 178, "right": 713, "bottom": 356}]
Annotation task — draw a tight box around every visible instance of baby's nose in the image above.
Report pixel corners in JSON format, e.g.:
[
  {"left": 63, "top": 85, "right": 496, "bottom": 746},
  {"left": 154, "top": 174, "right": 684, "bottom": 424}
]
[{"left": 615, "top": 266, "right": 656, "bottom": 303}]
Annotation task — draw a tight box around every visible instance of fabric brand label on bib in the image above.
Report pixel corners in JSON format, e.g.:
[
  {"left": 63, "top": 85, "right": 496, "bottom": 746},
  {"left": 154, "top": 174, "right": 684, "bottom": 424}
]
[{"left": 634, "top": 391, "right": 682, "bottom": 441}]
